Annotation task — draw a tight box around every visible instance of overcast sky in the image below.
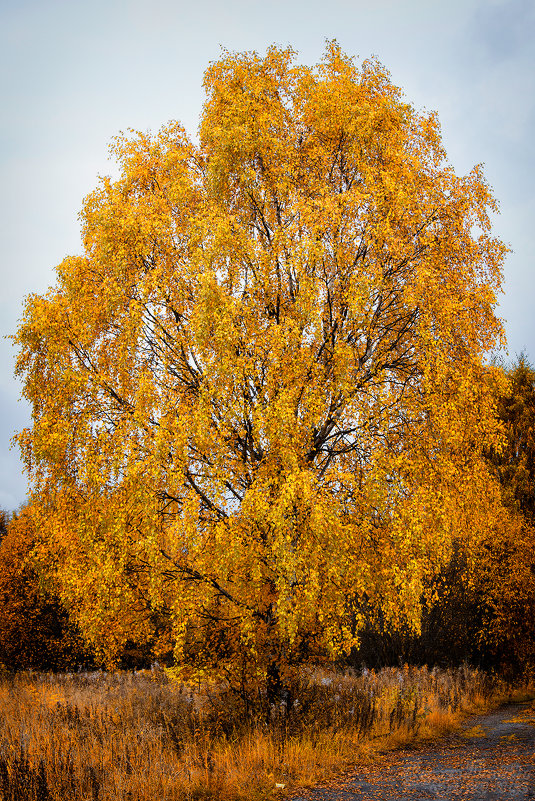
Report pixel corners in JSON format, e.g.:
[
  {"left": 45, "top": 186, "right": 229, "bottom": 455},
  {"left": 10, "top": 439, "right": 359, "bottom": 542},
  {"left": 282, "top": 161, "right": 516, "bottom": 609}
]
[{"left": 1, "top": 0, "right": 534, "bottom": 510}]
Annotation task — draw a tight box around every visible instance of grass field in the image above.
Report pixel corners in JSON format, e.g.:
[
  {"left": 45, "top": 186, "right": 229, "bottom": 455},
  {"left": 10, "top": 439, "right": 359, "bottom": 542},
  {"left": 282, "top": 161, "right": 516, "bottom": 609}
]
[{"left": 0, "top": 664, "right": 532, "bottom": 800}]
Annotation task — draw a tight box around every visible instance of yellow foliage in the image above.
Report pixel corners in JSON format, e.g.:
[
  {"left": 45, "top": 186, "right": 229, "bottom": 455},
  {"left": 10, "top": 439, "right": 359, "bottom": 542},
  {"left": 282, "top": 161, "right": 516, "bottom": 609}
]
[{"left": 14, "top": 44, "right": 507, "bottom": 680}]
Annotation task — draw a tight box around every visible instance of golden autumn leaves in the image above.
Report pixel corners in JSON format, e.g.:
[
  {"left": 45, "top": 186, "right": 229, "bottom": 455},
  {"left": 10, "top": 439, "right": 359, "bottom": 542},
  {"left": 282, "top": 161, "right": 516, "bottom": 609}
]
[{"left": 15, "top": 44, "right": 510, "bottom": 681}]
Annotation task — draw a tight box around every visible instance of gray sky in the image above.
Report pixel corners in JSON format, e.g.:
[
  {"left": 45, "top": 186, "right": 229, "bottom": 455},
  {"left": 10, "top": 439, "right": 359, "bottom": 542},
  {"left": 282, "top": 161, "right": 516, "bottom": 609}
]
[{"left": 1, "top": 0, "right": 534, "bottom": 510}]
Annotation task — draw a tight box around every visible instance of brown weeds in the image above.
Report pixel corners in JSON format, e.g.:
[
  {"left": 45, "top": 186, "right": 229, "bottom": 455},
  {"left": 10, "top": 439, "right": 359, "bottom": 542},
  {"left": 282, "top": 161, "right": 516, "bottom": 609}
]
[{"left": 0, "top": 664, "right": 531, "bottom": 800}]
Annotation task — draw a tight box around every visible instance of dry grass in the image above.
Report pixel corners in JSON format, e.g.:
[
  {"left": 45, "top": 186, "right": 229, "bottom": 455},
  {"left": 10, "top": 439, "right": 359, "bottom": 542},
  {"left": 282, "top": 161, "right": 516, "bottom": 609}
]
[{"left": 0, "top": 663, "right": 532, "bottom": 800}]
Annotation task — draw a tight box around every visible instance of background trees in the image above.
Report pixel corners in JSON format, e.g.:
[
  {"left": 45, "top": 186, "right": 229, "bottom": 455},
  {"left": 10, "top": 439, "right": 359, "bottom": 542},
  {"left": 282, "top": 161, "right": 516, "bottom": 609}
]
[
  {"left": 474, "top": 356, "right": 535, "bottom": 670},
  {"left": 352, "top": 356, "right": 535, "bottom": 673},
  {"left": 0, "top": 507, "right": 91, "bottom": 671},
  {"left": 488, "top": 354, "right": 535, "bottom": 522},
  {"left": 15, "top": 44, "right": 507, "bottom": 685}
]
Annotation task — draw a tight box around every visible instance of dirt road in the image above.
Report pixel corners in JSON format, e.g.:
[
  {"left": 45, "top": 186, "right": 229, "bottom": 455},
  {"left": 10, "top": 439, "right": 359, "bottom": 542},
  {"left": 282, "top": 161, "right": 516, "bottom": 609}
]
[{"left": 290, "top": 701, "right": 535, "bottom": 800}]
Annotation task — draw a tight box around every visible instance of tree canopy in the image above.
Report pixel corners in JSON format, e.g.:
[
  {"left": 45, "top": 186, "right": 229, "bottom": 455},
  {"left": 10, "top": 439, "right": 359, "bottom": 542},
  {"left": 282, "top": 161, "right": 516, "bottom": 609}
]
[{"left": 15, "top": 44, "right": 507, "bottom": 682}]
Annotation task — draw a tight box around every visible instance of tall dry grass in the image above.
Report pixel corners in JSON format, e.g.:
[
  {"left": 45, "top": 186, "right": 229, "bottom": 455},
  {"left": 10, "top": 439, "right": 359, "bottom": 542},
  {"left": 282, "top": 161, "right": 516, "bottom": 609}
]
[{"left": 0, "top": 663, "right": 531, "bottom": 800}]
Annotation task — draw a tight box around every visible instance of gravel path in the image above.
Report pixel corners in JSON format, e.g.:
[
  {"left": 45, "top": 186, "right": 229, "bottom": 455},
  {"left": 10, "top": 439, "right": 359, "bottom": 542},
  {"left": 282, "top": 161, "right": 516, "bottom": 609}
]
[{"left": 289, "top": 701, "right": 535, "bottom": 800}]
